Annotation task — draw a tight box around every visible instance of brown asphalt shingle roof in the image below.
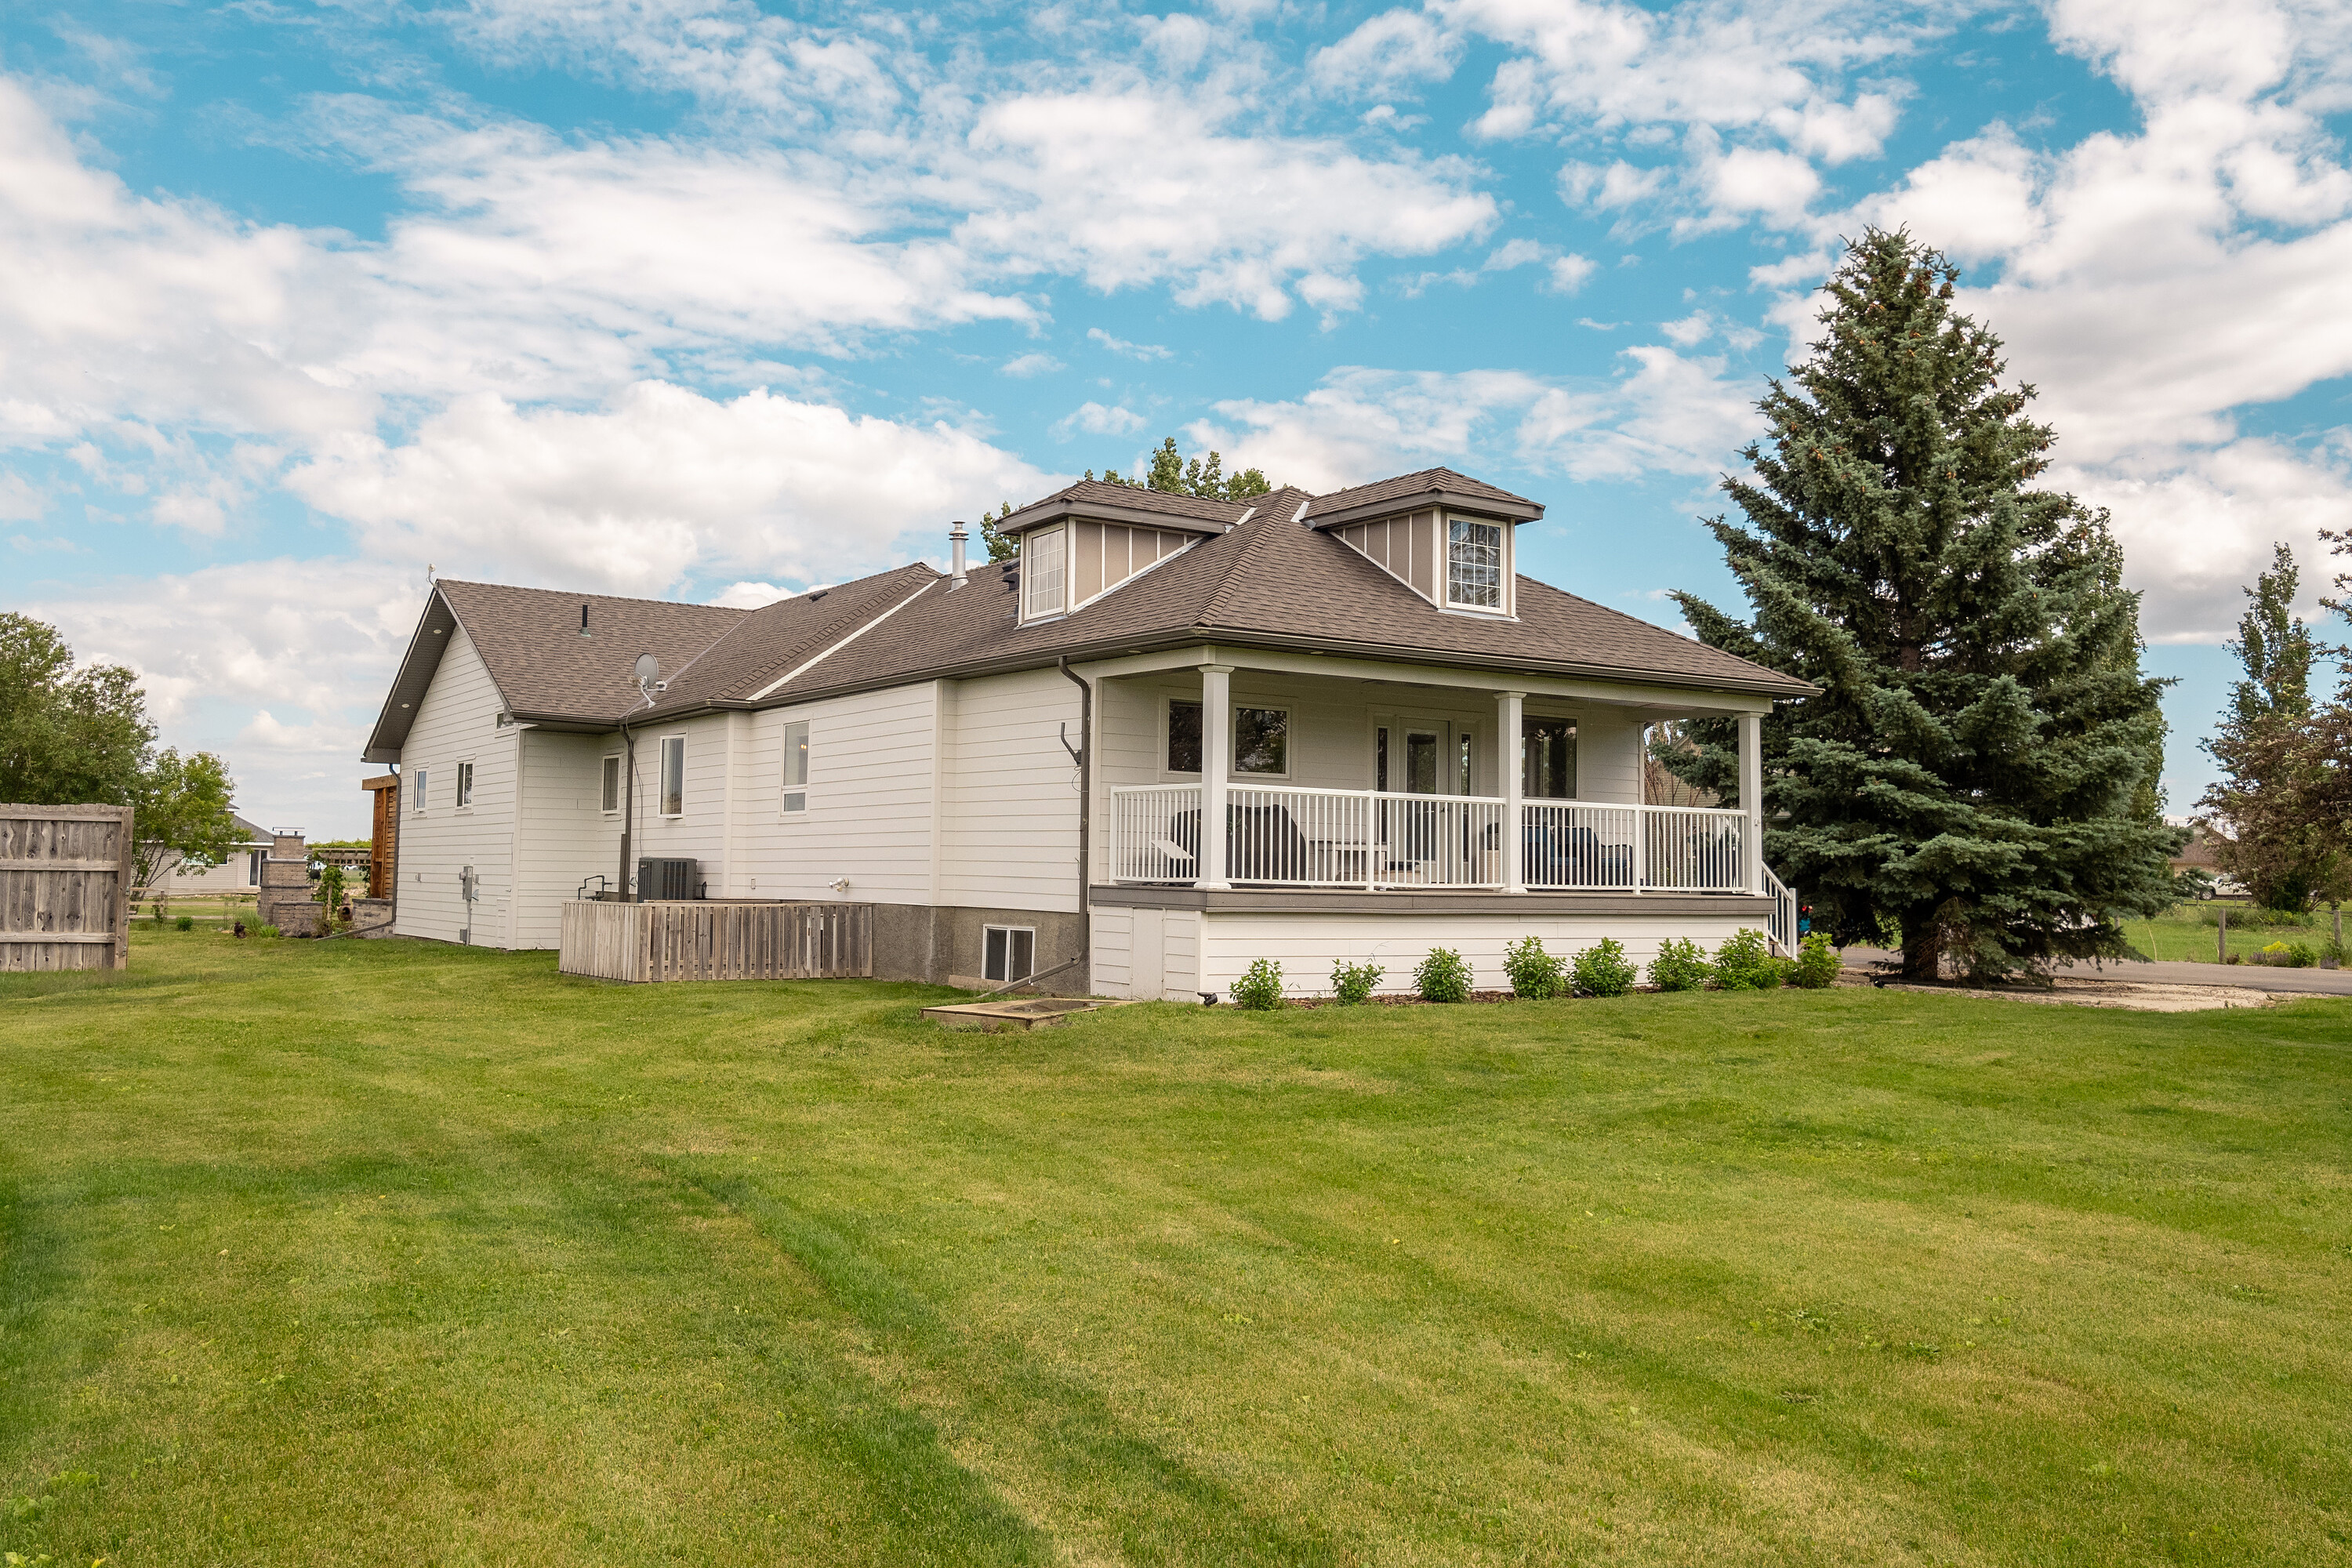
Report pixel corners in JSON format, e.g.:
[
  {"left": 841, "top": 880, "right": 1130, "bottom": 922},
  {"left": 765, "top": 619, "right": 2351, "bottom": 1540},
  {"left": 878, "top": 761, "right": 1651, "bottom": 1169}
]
[
  {"left": 366, "top": 466, "right": 1809, "bottom": 760},
  {"left": 995, "top": 479, "right": 1254, "bottom": 531},
  {"left": 1301, "top": 466, "right": 1538, "bottom": 521},
  {"left": 768, "top": 486, "right": 1809, "bottom": 700}
]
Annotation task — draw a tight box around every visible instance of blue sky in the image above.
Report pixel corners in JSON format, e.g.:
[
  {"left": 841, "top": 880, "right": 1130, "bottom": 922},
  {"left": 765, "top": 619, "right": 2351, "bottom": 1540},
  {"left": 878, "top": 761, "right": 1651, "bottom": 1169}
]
[{"left": 5, "top": 0, "right": 2350, "bottom": 836}]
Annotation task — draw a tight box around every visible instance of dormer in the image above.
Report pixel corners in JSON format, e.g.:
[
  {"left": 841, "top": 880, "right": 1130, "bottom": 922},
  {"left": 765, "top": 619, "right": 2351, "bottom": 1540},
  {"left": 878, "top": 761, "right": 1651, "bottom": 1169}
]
[
  {"left": 1301, "top": 468, "right": 1543, "bottom": 619},
  {"left": 993, "top": 482, "right": 1250, "bottom": 625}
]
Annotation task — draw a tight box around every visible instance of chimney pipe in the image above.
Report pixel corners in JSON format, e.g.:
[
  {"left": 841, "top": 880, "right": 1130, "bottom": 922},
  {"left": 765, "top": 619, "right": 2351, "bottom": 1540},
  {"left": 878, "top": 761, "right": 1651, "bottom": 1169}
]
[{"left": 949, "top": 519, "right": 969, "bottom": 589}]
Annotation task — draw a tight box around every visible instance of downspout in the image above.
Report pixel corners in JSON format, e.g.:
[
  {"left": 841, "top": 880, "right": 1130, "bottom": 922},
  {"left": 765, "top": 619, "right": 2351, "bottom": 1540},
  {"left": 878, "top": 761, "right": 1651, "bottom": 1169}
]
[
  {"left": 617, "top": 715, "right": 637, "bottom": 902},
  {"left": 1058, "top": 657, "right": 1091, "bottom": 993}
]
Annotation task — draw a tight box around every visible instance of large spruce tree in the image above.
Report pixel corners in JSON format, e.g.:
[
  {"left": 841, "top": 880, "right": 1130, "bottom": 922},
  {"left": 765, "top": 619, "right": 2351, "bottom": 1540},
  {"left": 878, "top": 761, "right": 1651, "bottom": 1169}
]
[{"left": 1666, "top": 230, "right": 2180, "bottom": 980}]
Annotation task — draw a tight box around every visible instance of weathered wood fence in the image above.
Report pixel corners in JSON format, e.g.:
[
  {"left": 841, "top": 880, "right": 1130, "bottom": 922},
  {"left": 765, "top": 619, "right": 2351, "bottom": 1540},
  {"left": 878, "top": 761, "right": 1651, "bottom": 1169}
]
[
  {"left": 559, "top": 899, "right": 873, "bottom": 983},
  {"left": 1, "top": 804, "right": 133, "bottom": 972}
]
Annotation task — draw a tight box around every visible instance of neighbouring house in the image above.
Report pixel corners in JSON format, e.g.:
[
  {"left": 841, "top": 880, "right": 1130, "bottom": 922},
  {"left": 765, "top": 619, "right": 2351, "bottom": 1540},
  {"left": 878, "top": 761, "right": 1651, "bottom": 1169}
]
[
  {"left": 150, "top": 813, "right": 274, "bottom": 895},
  {"left": 362, "top": 469, "right": 1813, "bottom": 998}
]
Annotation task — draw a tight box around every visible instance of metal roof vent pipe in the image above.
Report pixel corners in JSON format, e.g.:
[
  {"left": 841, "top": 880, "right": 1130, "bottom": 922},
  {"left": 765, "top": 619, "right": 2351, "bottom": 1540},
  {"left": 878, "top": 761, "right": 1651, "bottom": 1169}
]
[{"left": 949, "top": 520, "right": 969, "bottom": 589}]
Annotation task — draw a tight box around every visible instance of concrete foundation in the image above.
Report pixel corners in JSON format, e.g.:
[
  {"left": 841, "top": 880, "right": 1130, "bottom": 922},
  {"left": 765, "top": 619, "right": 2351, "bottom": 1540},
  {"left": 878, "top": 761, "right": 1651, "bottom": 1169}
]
[{"left": 866, "top": 902, "right": 1089, "bottom": 991}]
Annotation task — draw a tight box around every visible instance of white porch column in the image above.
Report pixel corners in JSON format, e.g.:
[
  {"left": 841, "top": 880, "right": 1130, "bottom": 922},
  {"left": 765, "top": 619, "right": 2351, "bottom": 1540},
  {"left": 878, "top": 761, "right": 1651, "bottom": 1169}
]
[
  {"left": 1198, "top": 663, "right": 1232, "bottom": 890},
  {"left": 1496, "top": 690, "right": 1524, "bottom": 894},
  {"left": 1738, "top": 710, "right": 1764, "bottom": 894}
]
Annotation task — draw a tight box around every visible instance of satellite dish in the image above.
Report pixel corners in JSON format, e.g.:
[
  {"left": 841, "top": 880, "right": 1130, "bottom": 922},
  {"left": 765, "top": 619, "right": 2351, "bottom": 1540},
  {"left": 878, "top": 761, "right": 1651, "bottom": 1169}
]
[{"left": 633, "top": 653, "right": 660, "bottom": 684}]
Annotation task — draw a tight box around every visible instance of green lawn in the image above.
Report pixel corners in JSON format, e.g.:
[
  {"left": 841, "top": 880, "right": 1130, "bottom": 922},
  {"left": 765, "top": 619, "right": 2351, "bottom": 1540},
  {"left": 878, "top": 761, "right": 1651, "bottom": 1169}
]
[
  {"left": 4, "top": 932, "right": 2350, "bottom": 1566},
  {"left": 2124, "top": 902, "right": 2343, "bottom": 964}
]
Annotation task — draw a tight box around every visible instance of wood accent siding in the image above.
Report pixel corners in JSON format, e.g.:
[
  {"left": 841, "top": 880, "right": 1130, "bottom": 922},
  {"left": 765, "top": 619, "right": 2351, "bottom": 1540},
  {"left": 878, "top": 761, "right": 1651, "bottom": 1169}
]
[
  {"left": 0, "top": 803, "right": 132, "bottom": 972},
  {"left": 559, "top": 898, "right": 873, "bottom": 982},
  {"left": 1336, "top": 509, "right": 1438, "bottom": 601},
  {"left": 1070, "top": 522, "right": 1193, "bottom": 610}
]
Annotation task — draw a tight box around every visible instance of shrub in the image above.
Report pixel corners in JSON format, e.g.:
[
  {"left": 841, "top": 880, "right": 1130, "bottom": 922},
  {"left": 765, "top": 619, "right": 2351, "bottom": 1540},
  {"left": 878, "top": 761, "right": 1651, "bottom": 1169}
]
[
  {"left": 174, "top": 914, "right": 194, "bottom": 932},
  {"left": 252, "top": 923, "right": 280, "bottom": 939},
  {"left": 1570, "top": 938, "right": 1637, "bottom": 998},
  {"left": 1712, "top": 928, "right": 1783, "bottom": 990},
  {"left": 1648, "top": 938, "right": 1711, "bottom": 992},
  {"left": 1231, "top": 957, "right": 1286, "bottom": 1011},
  {"left": 1789, "top": 931, "right": 1840, "bottom": 989},
  {"left": 1328, "top": 958, "right": 1385, "bottom": 1005},
  {"left": 1501, "top": 936, "right": 1566, "bottom": 1000},
  {"left": 1414, "top": 946, "right": 1472, "bottom": 1003},
  {"left": 2259, "top": 940, "right": 2317, "bottom": 969}
]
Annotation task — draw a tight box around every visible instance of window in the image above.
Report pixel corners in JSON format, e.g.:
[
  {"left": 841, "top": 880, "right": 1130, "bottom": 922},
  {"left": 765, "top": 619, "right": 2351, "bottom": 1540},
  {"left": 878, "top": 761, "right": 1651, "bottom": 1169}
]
[
  {"left": 984, "top": 925, "right": 1036, "bottom": 984},
  {"left": 659, "top": 735, "right": 684, "bottom": 816},
  {"left": 456, "top": 760, "right": 474, "bottom": 810},
  {"left": 1446, "top": 517, "right": 1504, "bottom": 609},
  {"left": 1022, "top": 525, "right": 1066, "bottom": 619},
  {"left": 1234, "top": 706, "right": 1288, "bottom": 775},
  {"left": 1457, "top": 733, "right": 1474, "bottom": 795},
  {"left": 601, "top": 754, "right": 621, "bottom": 813},
  {"left": 1167, "top": 699, "right": 1202, "bottom": 773},
  {"left": 413, "top": 768, "right": 428, "bottom": 814},
  {"left": 781, "top": 720, "right": 808, "bottom": 813},
  {"left": 1523, "top": 718, "right": 1577, "bottom": 799},
  {"left": 248, "top": 850, "right": 262, "bottom": 887}
]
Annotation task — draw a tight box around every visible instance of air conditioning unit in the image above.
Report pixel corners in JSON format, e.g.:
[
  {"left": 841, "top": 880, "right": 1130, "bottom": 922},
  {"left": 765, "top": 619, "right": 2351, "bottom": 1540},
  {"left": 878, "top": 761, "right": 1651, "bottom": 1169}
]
[{"left": 636, "top": 857, "right": 701, "bottom": 901}]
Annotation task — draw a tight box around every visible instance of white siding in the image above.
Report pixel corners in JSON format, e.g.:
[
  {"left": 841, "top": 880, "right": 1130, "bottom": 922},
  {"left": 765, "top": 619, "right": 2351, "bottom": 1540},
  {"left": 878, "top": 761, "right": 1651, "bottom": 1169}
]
[
  {"left": 941, "top": 668, "right": 1083, "bottom": 914},
  {"left": 512, "top": 729, "right": 623, "bottom": 948},
  {"left": 626, "top": 712, "right": 733, "bottom": 889},
  {"left": 1091, "top": 909, "right": 1762, "bottom": 1000},
  {"left": 394, "top": 630, "right": 519, "bottom": 946},
  {"left": 1574, "top": 708, "right": 1646, "bottom": 805},
  {"left": 729, "top": 684, "right": 939, "bottom": 902}
]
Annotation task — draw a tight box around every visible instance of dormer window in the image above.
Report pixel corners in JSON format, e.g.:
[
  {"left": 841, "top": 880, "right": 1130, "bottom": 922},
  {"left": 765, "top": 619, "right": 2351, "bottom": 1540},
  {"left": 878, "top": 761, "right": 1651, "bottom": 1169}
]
[
  {"left": 1446, "top": 518, "right": 1504, "bottom": 611},
  {"left": 1022, "top": 525, "right": 1066, "bottom": 621}
]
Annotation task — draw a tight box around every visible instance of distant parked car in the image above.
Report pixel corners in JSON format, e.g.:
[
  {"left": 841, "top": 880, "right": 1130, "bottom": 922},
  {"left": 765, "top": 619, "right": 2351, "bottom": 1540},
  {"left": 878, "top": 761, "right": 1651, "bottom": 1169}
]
[{"left": 2196, "top": 874, "right": 2249, "bottom": 901}]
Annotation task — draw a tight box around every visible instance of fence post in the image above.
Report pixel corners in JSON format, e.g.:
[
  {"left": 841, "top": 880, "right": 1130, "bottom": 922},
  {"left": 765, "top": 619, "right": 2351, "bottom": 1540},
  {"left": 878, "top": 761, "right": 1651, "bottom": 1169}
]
[{"left": 2217, "top": 906, "right": 2226, "bottom": 964}]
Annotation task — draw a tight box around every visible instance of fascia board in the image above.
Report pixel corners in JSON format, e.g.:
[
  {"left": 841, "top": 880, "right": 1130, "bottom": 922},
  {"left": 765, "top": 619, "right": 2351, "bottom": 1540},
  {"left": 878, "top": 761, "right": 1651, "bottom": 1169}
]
[
  {"left": 993, "top": 498, "right": 1232, "bottom": 537},
  {"left": 1305, "top": 491, "right": 1544, "bottom": 530}
]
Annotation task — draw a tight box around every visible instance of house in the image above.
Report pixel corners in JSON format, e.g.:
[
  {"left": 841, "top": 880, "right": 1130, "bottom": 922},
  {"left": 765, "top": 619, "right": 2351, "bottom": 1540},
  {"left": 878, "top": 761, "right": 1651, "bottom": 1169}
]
[
  {"left": 151, "top": 813, "right": 274, "bottom": 894},
  {"left": 361, "top": 469, "right": 1813, "bottom": 998}
]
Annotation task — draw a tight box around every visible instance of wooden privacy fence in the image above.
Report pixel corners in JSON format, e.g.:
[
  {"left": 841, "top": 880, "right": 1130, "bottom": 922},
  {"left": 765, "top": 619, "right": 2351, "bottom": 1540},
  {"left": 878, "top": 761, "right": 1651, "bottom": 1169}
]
[
  {"left": 560, "top": 899, "right": 873, "bottom": 983},
  {"left": 2, "top": 804, "right": 133, "bottom": 972}
]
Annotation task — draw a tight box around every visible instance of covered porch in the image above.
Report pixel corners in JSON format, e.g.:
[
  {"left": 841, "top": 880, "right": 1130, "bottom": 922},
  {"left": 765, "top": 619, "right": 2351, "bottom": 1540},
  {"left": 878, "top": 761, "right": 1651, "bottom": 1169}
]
[{"left": 1081, "top": 644, "right": 1791, "bottom": 946}]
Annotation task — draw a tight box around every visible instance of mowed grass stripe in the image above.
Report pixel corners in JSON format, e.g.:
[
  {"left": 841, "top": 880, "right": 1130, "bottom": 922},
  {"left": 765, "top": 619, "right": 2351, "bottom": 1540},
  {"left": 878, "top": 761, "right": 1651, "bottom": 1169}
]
[{"left": 2, "top": 929, "right": 2349, "bottom": 1564}]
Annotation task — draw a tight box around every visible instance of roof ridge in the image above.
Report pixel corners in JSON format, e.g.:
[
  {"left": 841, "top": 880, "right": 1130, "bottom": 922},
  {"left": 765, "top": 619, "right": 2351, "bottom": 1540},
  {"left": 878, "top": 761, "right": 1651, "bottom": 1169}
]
[
  {"left": 1195, "top": 487, "right": 1311, "bottom": 630},
  {"left": 435, "top": 578, "right": 752, "bottom": 615},
  {"left": 660, "top": 561, "right": 935, "bottom": 698}
]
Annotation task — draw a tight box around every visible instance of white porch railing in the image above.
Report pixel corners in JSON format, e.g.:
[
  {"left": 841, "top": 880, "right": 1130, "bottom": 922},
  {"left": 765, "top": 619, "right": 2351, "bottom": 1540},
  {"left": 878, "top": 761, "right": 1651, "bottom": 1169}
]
[{"left": 1111, "top": 785, "right": 1753, "bottom": 895}]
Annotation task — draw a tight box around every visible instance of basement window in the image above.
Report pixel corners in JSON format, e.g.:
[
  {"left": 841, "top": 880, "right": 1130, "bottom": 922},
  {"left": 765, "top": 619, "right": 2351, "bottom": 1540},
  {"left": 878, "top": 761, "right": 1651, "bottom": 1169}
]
[
  {"left": 984, "top": 925, "right": 1036, "bottom": 985},
  {"left": 601, "top": 754, "right": 621, "bottom": 814}
]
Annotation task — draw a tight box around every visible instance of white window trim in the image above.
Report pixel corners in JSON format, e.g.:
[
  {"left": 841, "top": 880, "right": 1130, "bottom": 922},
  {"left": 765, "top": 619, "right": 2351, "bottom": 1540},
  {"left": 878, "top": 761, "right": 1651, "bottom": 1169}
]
[
  {"left": 1160, "top": 693, "right": 1203, "bottom": 781},
  {"left": 1231, "top": 702, "right": 1293, "bottom": 780},
  {"left": 1020, "top": 524, "right": 1068, "bottom": 624},
  {"left": 982, "top": 924, "right": 1037, "bottom": 985},
  {"left": 779, "top": 717, "right": 810, "bottom": 816},
  {"left": 658, "top": 733, "right": 687, "bottom": 818},
  {"left": 1442, "top": 514, "right": 1510, "bottom": 615},
  {"left": 412, "top": 768, "right": 429, "bottom": 815},
  {"left": 601, "top": 753, "right": 622, "bottom": 815},
  {"left": 455, "top": 758, "right": 476, "bottom": 812}
]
